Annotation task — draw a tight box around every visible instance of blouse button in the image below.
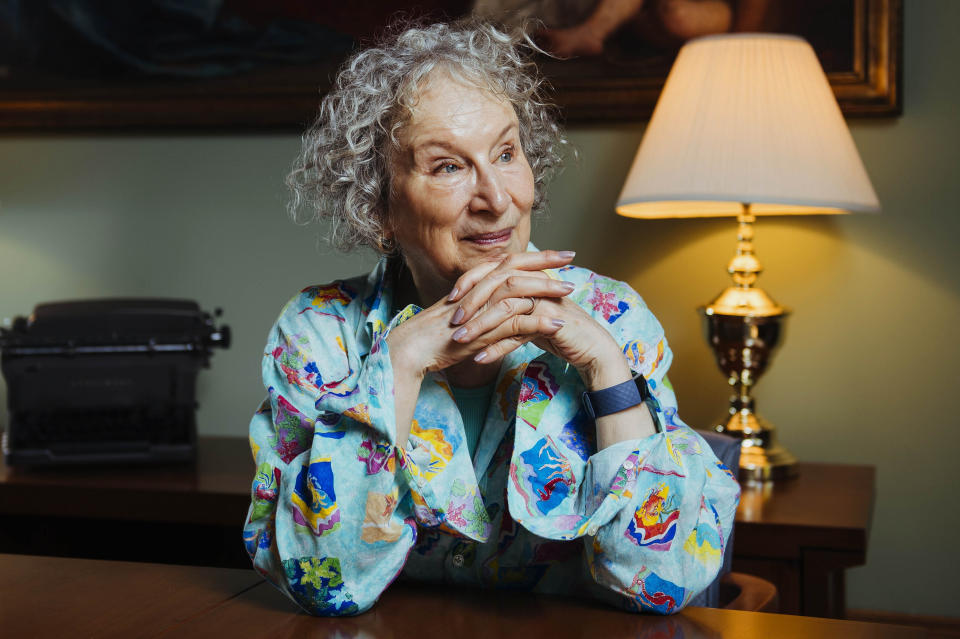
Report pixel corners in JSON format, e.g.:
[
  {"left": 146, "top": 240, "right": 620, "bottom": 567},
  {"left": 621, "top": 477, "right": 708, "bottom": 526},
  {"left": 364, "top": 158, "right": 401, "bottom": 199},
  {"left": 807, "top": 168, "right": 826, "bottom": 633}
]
[{"left": 452, "top": 554, "right": 465, "bottom": 568}]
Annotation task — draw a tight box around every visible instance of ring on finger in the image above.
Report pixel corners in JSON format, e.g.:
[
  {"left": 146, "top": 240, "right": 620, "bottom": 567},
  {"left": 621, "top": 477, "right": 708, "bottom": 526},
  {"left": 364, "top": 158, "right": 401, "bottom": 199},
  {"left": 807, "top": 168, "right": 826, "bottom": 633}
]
[{"left": 523, "top": 297, "right": 537, "bottom": 315}]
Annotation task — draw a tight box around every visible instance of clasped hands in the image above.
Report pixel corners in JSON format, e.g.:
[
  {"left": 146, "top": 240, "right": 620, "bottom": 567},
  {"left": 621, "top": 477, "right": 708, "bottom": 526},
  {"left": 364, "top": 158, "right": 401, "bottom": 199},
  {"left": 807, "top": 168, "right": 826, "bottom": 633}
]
[{"left": 387, "top": 251, "right": 632, "bottom": 391}]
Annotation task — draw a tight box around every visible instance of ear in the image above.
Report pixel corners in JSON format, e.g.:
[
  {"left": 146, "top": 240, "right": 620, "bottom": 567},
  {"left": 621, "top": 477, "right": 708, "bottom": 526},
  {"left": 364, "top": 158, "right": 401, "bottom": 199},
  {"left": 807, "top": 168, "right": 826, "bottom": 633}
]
[
  {"left": 381, "top": 210, "right": 396, "bottom": 241},
  {"left": 376, "top": 208, "right": 398, "bottom": 255}
]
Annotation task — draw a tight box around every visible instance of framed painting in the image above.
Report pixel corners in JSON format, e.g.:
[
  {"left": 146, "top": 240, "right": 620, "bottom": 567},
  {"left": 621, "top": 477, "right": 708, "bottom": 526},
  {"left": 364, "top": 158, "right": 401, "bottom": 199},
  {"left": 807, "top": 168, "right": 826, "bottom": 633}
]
[
  {"left": 537, "top": 0, "right": 902, "bottom": 121},
  {"left": 0, "top": 0, "right": 901, "bottom": 131}
]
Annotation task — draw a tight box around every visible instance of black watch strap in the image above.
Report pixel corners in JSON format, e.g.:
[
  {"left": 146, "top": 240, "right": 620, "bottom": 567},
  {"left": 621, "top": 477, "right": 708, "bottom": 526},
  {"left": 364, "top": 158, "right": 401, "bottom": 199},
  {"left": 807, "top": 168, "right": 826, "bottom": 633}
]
[{"left": 581, "top": 371, "right": 663, "bottom": 433}]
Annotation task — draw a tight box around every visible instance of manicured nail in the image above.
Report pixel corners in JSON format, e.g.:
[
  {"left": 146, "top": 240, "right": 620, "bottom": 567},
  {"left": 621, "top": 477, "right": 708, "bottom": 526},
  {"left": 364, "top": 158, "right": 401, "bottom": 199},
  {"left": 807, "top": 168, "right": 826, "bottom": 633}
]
[
  {"left": 447, "top": 287, "right": 459, "bottom": 301},
  {"left": 551, "top": 319, "right": 565, "bottom": 327},
  {"left": 452, "top": 327, "right": 468, "bottom": 341},
  {"left": 558, "top": 251, "right": 576, "bottom": 259},
  {"left": 474, "top": 351, "right": 488, "bottom": 362},
  {"left": 560, "top": 281, "right": 576, "bottom": 291},
  {"left": 451, "top": 307, "right": 465, "bottom": 324}
]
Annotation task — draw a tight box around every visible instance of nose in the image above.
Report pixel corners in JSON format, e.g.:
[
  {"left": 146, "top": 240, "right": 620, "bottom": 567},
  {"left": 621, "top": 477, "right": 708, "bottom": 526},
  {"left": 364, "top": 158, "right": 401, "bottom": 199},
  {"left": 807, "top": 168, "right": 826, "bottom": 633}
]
[{"left": 470, "top": 164, "right": 510, "bottom": 216}]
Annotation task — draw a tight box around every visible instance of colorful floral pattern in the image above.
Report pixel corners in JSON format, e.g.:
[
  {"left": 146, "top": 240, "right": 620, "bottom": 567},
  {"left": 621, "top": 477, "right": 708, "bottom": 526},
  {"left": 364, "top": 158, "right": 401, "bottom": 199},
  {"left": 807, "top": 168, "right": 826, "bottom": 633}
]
[
  {"left": 357, "top": 437, "right": 395, "bottom": 475},
  {"left": 625, "top": 483, "right": 681, "bottom": 550},
  {"left": 290, "top": 457, "right": 341, "bottom": 537},
  {"left": 511, "top": 436, "right": 577, "bottom": 516},
  {"left": 243, "top": 254, "right": 740, "bottom": 616},
  {"left": 250, "top": 462, "right": 281, "bottom": 522},
  {"left": 283, "top": 556, "right": 359, "bottom": 616},
  {"left": 270, "top": 393, "right": 314, "bottom": 463},
  {"left": 517, "top": 361, "right": 559, "bottom": 428},
  {"left": 628, "top": 568, "right": 687, "bottom": 614},
  {"left": 588, "top": 285, "right": 630, "bottom": 324},
  {"left": 361, "top": 489, "right": 404, "bottom": 543}
]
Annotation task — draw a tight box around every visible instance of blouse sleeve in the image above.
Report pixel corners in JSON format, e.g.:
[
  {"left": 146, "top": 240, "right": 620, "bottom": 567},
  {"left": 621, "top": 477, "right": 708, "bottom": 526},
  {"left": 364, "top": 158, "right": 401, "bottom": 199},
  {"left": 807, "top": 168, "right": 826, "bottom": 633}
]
[
  {"left": 242, "top": 285, "right": 489, "bottom": 616},
  {"left": 506, "top": 274, "right": 741, "bottom": 614}
]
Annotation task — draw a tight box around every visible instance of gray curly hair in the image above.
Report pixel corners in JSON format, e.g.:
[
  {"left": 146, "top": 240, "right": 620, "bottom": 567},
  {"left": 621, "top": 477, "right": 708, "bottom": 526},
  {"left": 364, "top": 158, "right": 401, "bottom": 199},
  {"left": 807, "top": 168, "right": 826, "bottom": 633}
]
[{"left": 286, "top": 18, "right": 567, "bottom": 254}]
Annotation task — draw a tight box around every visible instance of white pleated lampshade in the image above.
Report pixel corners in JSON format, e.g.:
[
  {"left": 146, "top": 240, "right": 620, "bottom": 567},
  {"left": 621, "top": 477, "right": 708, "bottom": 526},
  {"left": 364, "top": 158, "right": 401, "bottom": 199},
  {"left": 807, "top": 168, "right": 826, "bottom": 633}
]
[{"left": 616, "top": 33, "right": 880, "bottom": 218}]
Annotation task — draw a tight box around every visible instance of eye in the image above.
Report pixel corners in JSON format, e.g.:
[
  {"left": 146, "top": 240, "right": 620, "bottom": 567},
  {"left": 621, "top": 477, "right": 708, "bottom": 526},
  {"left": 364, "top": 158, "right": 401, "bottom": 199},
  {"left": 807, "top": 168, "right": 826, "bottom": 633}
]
[
  {"left": 499, "top": 149, "right": 513, "bottom": 163},
  {"left": 435, "top": 162, "right": 459, "bottom": 174}
]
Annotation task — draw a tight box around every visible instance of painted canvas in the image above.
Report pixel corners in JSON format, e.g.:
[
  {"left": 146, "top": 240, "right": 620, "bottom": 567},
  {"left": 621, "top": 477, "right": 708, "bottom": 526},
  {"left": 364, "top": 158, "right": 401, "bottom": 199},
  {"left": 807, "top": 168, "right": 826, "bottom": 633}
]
[{"left": 0, "top": 0, "right": 900, "bottom": 130}]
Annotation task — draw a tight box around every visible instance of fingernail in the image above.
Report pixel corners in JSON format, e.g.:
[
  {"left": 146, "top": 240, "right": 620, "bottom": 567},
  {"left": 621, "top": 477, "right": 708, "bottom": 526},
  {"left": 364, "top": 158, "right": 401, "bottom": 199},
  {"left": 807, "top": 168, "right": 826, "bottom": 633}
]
[
  {"left": 452, "top": 327, "right": 468, "bottom": 341},
  {"left": 561, "top": 281, "right": 576, "bottom": 291},
  {"left": 447, "top": 287, "right": 459, "bottom": 301},
  {"left": 451, "top": 307, "right": 465, "bottom": 324},
  {"left": 474, "top": 351, "right": 488, "bottom": 362},
  {"left": 558, "top": 251, "right": 576, "bottom": 259},
  {"left": 551, "top": 319, "right": 565, "bottom": 327}
]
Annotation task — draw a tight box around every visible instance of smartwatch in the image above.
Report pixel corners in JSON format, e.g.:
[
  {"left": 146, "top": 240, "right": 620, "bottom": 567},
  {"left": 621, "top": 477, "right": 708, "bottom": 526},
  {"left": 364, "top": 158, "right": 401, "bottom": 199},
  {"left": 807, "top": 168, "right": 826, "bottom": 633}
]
[{"left": 581, "top": 371, "right": 663, "bottom": 433}]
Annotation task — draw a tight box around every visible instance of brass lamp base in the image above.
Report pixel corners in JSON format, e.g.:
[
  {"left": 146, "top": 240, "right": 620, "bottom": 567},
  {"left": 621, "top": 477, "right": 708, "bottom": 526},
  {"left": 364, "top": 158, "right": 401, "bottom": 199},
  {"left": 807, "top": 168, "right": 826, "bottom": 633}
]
[
  {"left": 701, "top": 309, "right": 799, "bottom": 483},
  {"left": 700, "top": 204, "right": 799, "bottom": 483},
  {"left": 716, "top": 404, "right": 798, "bottom": 483}
]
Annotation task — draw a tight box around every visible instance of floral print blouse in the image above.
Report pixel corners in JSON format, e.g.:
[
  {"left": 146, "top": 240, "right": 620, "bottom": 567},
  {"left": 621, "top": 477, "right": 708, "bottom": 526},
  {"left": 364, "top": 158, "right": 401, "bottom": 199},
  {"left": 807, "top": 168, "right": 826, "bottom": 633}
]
[{"left": 242, "top": 253, "right": 741, "bottom": 616}]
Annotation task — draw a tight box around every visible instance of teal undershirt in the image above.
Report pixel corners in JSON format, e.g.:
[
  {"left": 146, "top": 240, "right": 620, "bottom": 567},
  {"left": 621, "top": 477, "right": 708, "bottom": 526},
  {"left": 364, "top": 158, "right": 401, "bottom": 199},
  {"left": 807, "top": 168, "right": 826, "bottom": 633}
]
[{"left": 449, "top": 381, "right": 496, "bottom": 459}]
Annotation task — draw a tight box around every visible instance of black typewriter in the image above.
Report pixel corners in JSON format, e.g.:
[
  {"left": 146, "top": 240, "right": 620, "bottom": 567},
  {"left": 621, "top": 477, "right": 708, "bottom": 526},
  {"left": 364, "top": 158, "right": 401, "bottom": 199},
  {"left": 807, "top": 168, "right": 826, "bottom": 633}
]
[{"left": 0, "top": 298, "right": 229, "bottom": 466}]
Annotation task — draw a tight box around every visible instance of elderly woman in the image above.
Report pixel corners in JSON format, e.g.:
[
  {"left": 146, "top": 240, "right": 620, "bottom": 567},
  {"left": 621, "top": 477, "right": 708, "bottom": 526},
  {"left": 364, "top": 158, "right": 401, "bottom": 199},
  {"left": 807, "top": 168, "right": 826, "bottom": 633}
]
[{"left": 243, "top": 20, "right": 739, "bottom": 616}]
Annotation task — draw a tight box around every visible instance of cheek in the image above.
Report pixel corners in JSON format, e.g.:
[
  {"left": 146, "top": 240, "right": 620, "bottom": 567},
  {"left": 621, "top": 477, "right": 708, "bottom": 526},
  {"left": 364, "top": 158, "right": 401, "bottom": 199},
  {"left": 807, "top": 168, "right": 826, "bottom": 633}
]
[
  {"left": 419, "top": 189, "right": 468, "bottom": 235},
  {"left": 393, "top": 189, "right": 464, "bottom": 246},
  {"left": 512, "top": 165, "right": 536, "bottom": 211}
]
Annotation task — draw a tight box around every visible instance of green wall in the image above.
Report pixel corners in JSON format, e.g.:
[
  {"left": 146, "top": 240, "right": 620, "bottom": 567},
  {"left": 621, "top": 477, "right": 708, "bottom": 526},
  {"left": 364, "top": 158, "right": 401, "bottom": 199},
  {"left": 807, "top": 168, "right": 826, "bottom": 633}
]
[{"left": 0, "top": 0, "right": 956, "bottom": 617}]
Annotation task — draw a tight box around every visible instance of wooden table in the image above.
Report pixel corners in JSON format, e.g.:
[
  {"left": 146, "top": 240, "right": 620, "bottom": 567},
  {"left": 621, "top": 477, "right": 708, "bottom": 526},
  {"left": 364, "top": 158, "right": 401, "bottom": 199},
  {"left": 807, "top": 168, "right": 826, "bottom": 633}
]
[
  {"left": 0, "top": 437, "right": 873, "bottom": 618},
  {"left": 0, "top": 554, "right": 936, "bottom": 639},
  {"left": 0, "top": 554, "right": 262, "bottom": 638}
]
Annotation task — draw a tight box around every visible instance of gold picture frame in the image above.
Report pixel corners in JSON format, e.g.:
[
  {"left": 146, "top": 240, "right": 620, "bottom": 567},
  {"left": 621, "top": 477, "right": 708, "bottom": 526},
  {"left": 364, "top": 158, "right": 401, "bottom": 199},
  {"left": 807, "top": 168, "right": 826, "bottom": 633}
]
[
  {"left": 0, "top": 0, "right": 901, "bottom": 131},
  {"left": 545, "top": 0, "right": 902, "bottom": 121}
]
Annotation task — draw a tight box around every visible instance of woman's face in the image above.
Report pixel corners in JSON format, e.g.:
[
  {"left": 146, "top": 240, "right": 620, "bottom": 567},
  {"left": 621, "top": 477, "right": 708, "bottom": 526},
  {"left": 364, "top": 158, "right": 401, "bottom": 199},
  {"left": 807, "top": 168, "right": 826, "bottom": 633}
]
[{"left": 388, "top": 73, "right": 535, "bottom": 304}]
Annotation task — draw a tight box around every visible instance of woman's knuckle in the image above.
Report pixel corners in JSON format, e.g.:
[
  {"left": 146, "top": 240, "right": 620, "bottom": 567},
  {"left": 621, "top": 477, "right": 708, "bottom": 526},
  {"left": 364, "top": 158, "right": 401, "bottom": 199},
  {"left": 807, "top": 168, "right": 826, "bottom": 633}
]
[{"left": 503, "top": 254, "right": 523, "bottom": 269}]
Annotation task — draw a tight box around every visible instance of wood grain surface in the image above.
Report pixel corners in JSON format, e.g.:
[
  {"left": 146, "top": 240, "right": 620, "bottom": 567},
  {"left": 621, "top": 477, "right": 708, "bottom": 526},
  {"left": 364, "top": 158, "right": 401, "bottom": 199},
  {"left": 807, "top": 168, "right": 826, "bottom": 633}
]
[
  {"left": 3, "top": 553, "right": 944, "bottom": 638},
  {"left": 0, "top": 554, "right": 261, "bottom": 638}
]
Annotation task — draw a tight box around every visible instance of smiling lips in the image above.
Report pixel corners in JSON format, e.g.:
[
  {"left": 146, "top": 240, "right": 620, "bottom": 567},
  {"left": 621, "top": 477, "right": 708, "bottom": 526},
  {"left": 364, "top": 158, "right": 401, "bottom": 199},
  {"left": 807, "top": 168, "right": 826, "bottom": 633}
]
[{"left": 464, "top": 228, "right": 512, "bottom": 246}]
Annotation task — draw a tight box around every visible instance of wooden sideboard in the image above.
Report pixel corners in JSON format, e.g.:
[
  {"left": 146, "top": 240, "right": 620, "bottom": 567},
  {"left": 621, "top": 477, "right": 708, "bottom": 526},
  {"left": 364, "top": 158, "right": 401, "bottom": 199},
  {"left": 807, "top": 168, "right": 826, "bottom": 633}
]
[{"left": 734, "top": 462, "right": 874, "bottom": 617}]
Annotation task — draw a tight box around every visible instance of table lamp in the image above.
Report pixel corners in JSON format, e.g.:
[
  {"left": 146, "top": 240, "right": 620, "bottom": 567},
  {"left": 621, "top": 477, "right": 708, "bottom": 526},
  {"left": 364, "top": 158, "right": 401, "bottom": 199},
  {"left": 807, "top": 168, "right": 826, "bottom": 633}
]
[{"left": 616, "top": 34, "right": 879, "bottom": 482}]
